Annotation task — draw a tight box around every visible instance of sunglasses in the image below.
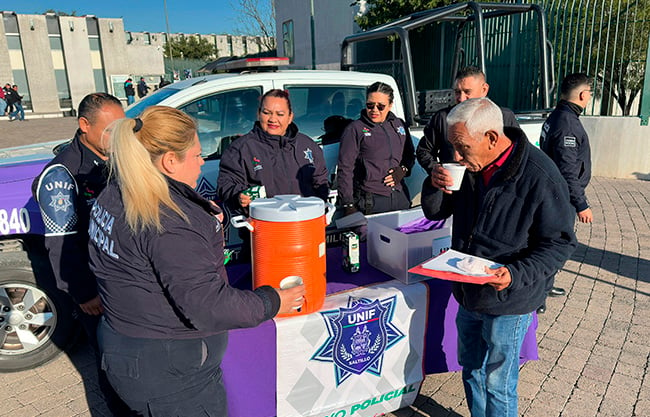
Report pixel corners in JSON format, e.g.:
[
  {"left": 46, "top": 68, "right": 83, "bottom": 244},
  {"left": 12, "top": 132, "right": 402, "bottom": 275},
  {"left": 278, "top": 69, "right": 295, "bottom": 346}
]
[{"left": 366, "top": 102, "right": 387, "bottom": 111}]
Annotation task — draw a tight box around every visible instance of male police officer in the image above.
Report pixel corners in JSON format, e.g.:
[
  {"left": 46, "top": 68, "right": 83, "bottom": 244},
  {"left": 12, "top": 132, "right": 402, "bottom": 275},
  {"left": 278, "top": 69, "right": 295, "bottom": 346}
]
[
  {"left": 32, "top": 93, "right": 131, "bottom": 416},
  {"left": 416, "top": 66, "right": 519, "bottom": 174},
  {"left": 538, "top": 73, "right": 594, "bottom": 312}
]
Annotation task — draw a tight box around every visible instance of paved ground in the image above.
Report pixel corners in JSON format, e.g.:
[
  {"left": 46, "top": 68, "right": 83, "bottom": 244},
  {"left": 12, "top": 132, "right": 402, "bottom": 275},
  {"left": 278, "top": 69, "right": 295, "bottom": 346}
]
[
  {"left": 1, "top": 119, "right": 649, "bottom": 416},
  {"left": 0, "top": 116, "right": 78, "bottom": 148}
]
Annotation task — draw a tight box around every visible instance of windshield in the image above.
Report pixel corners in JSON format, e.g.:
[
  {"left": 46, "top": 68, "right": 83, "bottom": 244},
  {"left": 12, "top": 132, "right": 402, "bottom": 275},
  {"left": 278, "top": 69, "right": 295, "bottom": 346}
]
[{"left": 125, "top": 88, "right": 181, "bottom": 117}]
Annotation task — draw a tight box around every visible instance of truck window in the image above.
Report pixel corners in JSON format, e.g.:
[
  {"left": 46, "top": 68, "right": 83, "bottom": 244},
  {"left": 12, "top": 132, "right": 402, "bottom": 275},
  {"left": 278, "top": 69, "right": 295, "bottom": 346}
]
[
  {"left": 285, "top": 85, "right": 366, "bottom": 142},
  {"left": 125, "top": 87, "right": 181, "bottom": 118},
  {"left": 179, "top": 87, "right": 262, "bottom": 159}
]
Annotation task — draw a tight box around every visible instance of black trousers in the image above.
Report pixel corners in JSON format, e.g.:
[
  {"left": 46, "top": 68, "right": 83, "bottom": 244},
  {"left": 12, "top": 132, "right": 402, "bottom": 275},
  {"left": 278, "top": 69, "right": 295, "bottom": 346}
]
[
  {"left": 357, "top": 187, "right": 411, "bottom": 215},
  {"left": 98, "top": 319, "right": 229, "bottom": 417},
  {"left": 73, "top": 305, "right": 132, "bottom": 416}
]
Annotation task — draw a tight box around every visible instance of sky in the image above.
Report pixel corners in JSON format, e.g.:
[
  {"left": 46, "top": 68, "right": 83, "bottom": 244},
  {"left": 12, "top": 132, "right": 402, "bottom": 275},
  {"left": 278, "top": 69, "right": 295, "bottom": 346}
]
[{"left": 5, "top": 0, "right": 249, "bottom": 35}]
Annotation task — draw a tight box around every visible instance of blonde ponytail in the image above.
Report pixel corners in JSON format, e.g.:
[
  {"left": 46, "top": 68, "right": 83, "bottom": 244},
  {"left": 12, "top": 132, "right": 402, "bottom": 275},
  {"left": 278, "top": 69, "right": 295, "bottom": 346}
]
[{"left": 107, "top": 106, "right": 197, "bottom": 233}]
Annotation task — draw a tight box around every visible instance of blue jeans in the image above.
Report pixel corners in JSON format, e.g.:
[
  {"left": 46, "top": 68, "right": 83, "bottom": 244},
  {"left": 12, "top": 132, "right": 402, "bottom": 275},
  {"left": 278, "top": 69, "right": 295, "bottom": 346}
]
[
  {"left": 126, "top": 95, "right": 135, "bottom": 105},
  {"left": 456, "top": 305, "right": 533, "bottom": 417},
  {"left": 10, "top": 102, "right": 24, "bottom": 120},
  {"left": 0, "top": 99, "right": 6, "bottom": 115}
]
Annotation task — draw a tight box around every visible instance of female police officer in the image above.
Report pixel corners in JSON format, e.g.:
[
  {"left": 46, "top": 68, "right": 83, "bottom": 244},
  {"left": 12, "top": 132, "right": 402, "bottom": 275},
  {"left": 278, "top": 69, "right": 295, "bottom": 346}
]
[
  {"left": 337, "top": 81, "right": 415, "bottom": 215},
  {"left": 88, "top": 106, "right": 304, "bottom": 415},
  {"left": 217, "top": 89, "right": 330, "bottom": 214}
]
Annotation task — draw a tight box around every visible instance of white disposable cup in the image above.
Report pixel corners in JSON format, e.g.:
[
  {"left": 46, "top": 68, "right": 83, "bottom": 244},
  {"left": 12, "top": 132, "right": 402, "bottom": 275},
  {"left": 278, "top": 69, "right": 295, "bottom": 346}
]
[
  {"left": 280, "top": 276, "right": 304, "bottom": 309},
  {"left": 442, "top": 163, "right": 467, "bottom": 191}
]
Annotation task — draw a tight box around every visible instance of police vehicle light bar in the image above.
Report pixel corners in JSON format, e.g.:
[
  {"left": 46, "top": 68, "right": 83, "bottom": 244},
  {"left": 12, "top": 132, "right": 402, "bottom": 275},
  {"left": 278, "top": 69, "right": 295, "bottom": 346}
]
[{"left": 216, "top": 57, "right": 290, "bottom": 72}]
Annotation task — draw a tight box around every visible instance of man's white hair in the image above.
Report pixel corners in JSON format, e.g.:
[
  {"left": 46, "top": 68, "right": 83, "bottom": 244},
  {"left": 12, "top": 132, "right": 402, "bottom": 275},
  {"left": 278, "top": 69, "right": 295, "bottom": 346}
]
[{"left": 447, "top": 97, "right": 504, "bottom": 140}]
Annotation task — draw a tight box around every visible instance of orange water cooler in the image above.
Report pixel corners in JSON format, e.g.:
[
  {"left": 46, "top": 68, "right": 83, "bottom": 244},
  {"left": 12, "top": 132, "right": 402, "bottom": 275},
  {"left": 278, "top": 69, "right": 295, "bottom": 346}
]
[{"left": 231, "top": 195, "right": 334, "bottom": 317}]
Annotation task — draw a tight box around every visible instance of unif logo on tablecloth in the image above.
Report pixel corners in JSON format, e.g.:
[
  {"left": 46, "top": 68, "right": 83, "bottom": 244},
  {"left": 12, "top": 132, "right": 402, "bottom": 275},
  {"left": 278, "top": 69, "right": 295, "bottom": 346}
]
[{"left": 311, "top": 296, "right": 404, "bottom": 386}]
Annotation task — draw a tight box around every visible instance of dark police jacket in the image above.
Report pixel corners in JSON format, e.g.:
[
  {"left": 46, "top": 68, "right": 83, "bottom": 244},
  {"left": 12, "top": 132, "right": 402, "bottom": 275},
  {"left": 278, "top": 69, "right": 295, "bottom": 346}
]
[
  {"left": 417, "top": 105, "right": 519, "bottom": 174},
  {"left": 217, "top": 122, "right": 329, "bottom": 213},
  {"left": 32, "top": 133, "right": 106, "bottom": 304},
  {"left": 337, "top": 110, "right": 415, "bottom": 205},
  {"left": 88, "top": 177, "right": 280, "bottom": 339},
  {"left": 540, "top": 100, "right": 592, "bottom": 212},
  {"left": 421, "top": 127, "right": 577, "bottom": 315}
]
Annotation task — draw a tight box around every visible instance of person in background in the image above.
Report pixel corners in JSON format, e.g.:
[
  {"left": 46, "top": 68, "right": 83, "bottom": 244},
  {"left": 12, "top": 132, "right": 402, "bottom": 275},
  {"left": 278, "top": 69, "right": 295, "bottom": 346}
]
[
  {"left": 421, "top": 97, "right": 576, "bottom": 417},
  {"left": 158, "top": 75, "right": 171, "bottom": 89},
  {"left": 217, "top": 89, "right": 329, "bottom": 214},
  {"left": 32, "top": 93, "right": 130, "bottom": 416},
  {"left": 3, "top": 83, "right": 14, "bottom": 115},
  {"left": 7, "top": 84, "right": 25, "bottom": 121},
  {"left": 0, "top": 85, "right": 6, "bottom": 116},
  {"left": 137, "top": 76, "right": 150, "bottom": 98},
  {"left": 537, "top": 72, "right": 594, "bottom": 313},
  {"left": 417, "top": 66, "right": 519, "bottom": 174},
  {"left": 124, "top": 78, "right": 135, "bottom": 105},
  {"left": 89, "top": 106, "right": 304, "bottom": 415},
  {"left": 337, "top": 81, "right": 415, "bottom": 215}
]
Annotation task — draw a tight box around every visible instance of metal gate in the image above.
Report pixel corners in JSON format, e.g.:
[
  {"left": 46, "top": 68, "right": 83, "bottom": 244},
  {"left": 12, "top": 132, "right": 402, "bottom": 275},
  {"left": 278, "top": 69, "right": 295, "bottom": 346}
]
[{"left": 523, "top": 0, "right": 650, "bottom": 118}]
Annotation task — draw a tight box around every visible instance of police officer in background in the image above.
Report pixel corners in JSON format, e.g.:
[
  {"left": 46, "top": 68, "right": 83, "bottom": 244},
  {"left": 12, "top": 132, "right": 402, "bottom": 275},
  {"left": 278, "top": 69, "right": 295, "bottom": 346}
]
[
  {"left": 32, "top": 93, "right": 131, "bottom": 416},
  {"left": 417, "top": 66, "right": 519, "bottom": 174},
  {"left": 217, "top": 88, "right": 330, "bottom": 214},
  {"left": 337, "top": 81, "right": 415, "bottom": 215},
  {"left": 538, "top": 73, "right": 594, "bottom": 312}
]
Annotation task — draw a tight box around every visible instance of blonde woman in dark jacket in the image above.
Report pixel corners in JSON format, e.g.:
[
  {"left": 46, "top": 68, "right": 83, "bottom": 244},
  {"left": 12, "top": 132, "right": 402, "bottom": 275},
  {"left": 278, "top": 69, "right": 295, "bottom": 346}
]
[{"left": 88, "top": 106, "right": 304, "bottom": 416}]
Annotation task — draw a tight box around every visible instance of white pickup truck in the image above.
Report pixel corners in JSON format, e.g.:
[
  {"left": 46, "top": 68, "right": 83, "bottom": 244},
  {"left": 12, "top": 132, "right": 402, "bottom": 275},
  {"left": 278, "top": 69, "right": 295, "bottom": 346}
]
[
  {"left": 124, "top": 67, "right": 430, "bottom": 205},
  {"left": 0, "top": 66, "right": 433, "bottom": 372}
]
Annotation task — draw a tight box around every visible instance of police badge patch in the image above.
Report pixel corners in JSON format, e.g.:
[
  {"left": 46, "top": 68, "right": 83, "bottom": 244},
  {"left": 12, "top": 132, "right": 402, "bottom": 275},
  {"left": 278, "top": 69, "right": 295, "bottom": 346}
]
[
  {"left": 36, "top": 164, "right": 79, "bottom": 236},
  {"left": 304, "top": 148, "right": 314, "bottom": 164},
  {"left": 563, "top": 136, "right": 577, "bottom": 147},
  {"left": 311, "top": 295, "right": 405, "bottom": 386}
]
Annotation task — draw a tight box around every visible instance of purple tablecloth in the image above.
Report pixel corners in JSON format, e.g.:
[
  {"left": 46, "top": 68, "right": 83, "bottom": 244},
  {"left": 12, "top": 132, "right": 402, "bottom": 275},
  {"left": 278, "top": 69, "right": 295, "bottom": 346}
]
[{"left": 222, "top": 245, "right": 538, "bottom": 417}]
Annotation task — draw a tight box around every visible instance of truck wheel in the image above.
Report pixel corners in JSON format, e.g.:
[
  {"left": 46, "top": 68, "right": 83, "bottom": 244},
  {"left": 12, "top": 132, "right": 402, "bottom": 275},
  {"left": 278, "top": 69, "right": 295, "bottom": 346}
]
[{"left": 0, "top": 267, "right": 76, "bottom": 372}]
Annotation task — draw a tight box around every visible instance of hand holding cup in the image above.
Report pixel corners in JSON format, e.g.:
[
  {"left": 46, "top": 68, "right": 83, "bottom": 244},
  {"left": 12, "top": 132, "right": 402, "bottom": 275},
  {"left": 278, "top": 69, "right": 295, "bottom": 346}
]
[
  {"left": 277, "top": 276, "right": 306, "bottom": 313},
  {"left": 431, "top": 163, "right": 466, "bottom": 194}
]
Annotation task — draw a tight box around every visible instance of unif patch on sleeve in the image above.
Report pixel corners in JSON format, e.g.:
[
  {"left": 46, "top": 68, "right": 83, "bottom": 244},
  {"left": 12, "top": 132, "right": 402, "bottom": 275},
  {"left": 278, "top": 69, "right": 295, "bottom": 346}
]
[{"left": 563, "top": 136, "right": 577, "bottom": 147}]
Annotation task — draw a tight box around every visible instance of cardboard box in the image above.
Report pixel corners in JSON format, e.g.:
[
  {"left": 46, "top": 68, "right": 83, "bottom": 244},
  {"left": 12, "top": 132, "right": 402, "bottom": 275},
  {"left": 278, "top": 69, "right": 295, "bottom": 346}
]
[{"left": 367, "top": 208, "right": 451, "bottom": 284}]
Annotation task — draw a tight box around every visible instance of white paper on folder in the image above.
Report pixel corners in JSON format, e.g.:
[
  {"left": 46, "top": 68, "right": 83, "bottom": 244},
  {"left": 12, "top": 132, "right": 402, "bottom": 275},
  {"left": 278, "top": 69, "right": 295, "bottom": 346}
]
[{"left": 420, "top": 249, "right": 502, "bottom": 277}]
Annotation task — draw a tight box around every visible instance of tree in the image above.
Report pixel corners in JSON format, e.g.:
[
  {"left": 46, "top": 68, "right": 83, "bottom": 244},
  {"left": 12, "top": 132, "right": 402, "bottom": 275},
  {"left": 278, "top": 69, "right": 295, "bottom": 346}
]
[
  {"left": 543, "top": 0, "right": 650, "bottom": 115},
  {"left": 163, "top": 35, "right": 218, "bottom": 60},
  {"left": 42, "top": 9, "right": 77, "bottom": 16},
  {"left": 230, "top": 0, "right": 276, "bottom": 51},
  {"left": 352, "top": 0, "right": 454, "bottom": 30},
  {"left": 588, "top": 0, "right": 649, "bottom": 116}
]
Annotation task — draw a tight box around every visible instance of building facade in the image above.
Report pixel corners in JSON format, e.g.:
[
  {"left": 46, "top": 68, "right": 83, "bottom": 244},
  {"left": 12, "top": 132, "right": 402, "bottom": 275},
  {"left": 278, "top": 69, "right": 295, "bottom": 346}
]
[
  {"left": 0, "top": 11, "right": 273, "bottom": 114},
  {"left": 275, "top": 0, "right": 361, "bottom": 70}
]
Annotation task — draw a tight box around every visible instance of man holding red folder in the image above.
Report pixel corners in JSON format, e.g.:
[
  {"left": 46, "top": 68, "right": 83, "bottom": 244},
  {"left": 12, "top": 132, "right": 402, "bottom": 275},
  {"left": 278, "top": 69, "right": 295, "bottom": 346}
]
[{"left": 421, "top": 97, "right": 576, "bottom": 417}]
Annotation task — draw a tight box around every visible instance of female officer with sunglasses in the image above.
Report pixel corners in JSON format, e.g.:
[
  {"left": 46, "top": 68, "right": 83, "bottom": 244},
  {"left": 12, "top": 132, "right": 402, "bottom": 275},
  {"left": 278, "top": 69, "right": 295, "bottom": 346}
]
[{"left": 337, "top": 81, "right": 415, "bottom": 215}]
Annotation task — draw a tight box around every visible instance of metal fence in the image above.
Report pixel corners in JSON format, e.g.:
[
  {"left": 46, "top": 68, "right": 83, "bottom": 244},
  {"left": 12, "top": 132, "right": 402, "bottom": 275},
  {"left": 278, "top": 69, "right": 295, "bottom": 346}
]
[{"left": 523, "top": 0, "right": 650, "bottom": 117}]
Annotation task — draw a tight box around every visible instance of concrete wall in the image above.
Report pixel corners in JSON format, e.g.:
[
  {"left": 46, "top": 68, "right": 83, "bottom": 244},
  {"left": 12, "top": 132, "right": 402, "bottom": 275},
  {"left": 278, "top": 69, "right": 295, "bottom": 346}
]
[
  {"left": 313, "top": 1, "right": 358, "bottom": 69},
  {"left": 276, "top": 0, "right": 312, "bottom": 68},
  {"left": 0, "top": 18, "right": 12, "bottom": 86},
  {"left": 275, "top": 0, "right": 359, "bottom": 69},
  {"left": 59, "top": 16, "right": 96, "bottom": 112},
  {"left": 125, "top": 46, "right": 165, "bottom": 76},
  {"left": 98, "top": 19, "right": 130, "bottom": 76},
  {"left": 583, "top": 116, "right": 650, "bottom": 180},
  {"left": 17, "top": 14, "right": 60, "bottom": 112},
  {"left": 231, "top": 36, "right": 245, "bottom": 57}
]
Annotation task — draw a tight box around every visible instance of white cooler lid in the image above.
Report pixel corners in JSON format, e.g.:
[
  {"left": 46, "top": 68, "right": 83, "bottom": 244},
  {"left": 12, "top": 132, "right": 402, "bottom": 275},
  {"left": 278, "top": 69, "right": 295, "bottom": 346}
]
[{"left": 249, "top": 195, "right": 324, "bottom": 222}]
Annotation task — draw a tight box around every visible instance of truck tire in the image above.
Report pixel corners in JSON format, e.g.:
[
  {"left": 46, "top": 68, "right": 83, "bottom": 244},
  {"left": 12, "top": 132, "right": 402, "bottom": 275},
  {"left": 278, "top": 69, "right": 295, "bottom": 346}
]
[{"left": 0, "top": 242, "right": 78, "bottom": 372}]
